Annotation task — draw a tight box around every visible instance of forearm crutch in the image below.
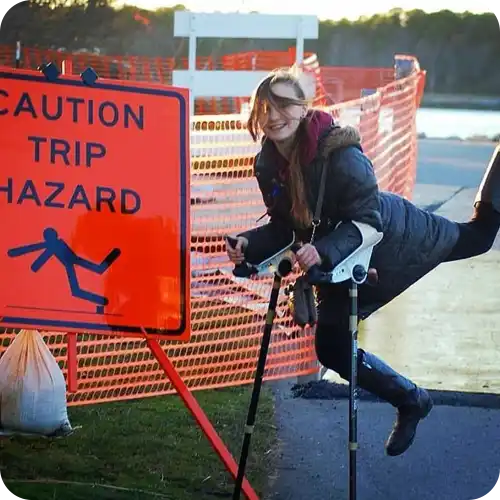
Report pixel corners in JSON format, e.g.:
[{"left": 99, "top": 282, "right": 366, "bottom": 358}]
[
  {"left": 226, "top": 234, "right": 297, "bottom": 500},
  {"left": 308, "top": 221, "right": 383, "bottom": 500}
]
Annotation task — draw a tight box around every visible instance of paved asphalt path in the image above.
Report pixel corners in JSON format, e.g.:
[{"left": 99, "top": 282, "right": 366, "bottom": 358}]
[{"left": 263, "top": 139, "right": 500, "bottom": 500}]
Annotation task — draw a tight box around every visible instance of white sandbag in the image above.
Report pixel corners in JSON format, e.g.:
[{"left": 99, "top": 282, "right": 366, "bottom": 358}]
[{"left": 0, "top": 330, "right": 72, "bottom": 437}]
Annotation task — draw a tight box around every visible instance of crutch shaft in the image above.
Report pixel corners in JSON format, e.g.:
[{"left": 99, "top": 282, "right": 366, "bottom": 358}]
[
  {"left": 233, "top": 274, "right": 282, "bottom": 499},
  {"left": 348, "top": 279, "right": 359, "bottom": 500}
]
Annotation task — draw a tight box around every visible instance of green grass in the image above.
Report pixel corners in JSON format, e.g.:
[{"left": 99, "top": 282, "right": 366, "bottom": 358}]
[{"left": 1, "top": 386, "right": 278, "bottom": 500}]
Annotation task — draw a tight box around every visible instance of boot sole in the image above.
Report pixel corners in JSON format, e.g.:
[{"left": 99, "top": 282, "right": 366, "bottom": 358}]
[{"left": 386, "top": 394, "right": 434, "bottom": 457}]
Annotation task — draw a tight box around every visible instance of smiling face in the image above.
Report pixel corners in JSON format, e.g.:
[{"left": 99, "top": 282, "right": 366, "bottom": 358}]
[
  {"left": 259, "top": 82, "right": 306, "bottom": 142},
  {"left": 247, "top": 71, "right": 308, "bottom": 144}
]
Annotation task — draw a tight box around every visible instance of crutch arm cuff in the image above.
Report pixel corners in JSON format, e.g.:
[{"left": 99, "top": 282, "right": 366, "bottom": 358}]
[
  {"left": 310, "top": 221, "right": 383, "bottom": 284},
  {"left": 314, "top": 221, "right": 363, "bottom": 271}
]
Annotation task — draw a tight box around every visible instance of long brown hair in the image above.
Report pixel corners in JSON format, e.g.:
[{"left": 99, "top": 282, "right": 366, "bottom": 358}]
[{"left": 246, "top": 68, "right": 313, "bottom": 228}]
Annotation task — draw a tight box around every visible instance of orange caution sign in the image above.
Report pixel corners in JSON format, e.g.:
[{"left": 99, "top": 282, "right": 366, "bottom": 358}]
[{"left": 0, "top": 67, "right": 190, "bottom": 340}]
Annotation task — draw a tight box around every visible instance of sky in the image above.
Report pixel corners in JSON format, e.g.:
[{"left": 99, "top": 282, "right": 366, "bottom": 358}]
[{"left": 119, "top": 0, "right": 497, "bottom": 21}]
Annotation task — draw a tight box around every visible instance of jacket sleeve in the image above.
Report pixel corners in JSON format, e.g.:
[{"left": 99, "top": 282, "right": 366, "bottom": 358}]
[
  {"left": 314, "top": 146, "right": 383, "bottom": 271},
  {"left": 237, "top": 221, "right": 293, "bottom": 265}
]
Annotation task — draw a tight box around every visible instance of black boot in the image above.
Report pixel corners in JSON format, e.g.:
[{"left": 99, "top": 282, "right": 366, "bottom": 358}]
[
  {"left": 474, "top": 144, "right": 500, "bottom": 214},
  {"left": 357, "top": 351, "right": 433, "bottom": 457}
]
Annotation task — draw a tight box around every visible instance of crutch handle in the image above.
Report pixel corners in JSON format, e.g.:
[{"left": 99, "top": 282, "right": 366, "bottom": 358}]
[
  {"left": 306, "top": 264, "right": 370, "bottom": 285},
  {"left": 305, "top": 264, "right": 331, "bottom": 285},
  {"left": 232, "top": 263, "right": 258, "bottom": 278},
  {"left": 227, "top": 236, "right": 299, "bottom": 279},
  {"left": 225, "top": 236, "right": 257, "bottom": 278}
]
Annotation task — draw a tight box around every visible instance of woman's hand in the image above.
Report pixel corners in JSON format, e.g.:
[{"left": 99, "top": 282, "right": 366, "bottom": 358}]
[
  {"left": 295, "top": 244, "right": 322, "bottom": 272},
  {"left": 226, "top": 236, "right": 249, "bottom": 264}
]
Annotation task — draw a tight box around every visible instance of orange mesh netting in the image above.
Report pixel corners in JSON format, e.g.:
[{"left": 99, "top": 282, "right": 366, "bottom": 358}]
[
  {"left": 0, "top": 45, "right": 392, "bottom": 113},
  {"left": 0, "top": 46, "right": 425, "bottom": 405}
]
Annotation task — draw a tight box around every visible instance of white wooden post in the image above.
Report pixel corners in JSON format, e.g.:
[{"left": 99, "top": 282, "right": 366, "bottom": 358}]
[
  {"left": 188, "top": 17, "right": 196, "bottom": 115},
  {"left": 295, "top": 17, "right": 304, "bottom": 66}
]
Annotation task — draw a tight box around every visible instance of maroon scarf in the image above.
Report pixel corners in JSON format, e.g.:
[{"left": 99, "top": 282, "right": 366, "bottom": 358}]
[{"left": 269, "top": 109, "right": 334, "bottom": 181}]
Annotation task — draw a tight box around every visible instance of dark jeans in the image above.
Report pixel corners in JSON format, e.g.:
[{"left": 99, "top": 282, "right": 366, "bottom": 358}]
[{"left": 315, "top": 205, "right": 500, "bottom": 379}]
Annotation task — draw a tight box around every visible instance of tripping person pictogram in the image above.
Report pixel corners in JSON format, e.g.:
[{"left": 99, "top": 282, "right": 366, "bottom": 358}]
[{"left": 8, "top": 227, "right": 121, "bottom": 309}]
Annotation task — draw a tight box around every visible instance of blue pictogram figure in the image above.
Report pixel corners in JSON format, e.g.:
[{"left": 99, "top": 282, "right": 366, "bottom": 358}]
[{"left": 8, "top": 227, "right": 120, "bottom": 310}]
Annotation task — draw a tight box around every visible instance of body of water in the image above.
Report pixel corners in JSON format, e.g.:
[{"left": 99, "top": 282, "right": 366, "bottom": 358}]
[{"left": 416, "top": 108, "right": 500, "bottom": 140}]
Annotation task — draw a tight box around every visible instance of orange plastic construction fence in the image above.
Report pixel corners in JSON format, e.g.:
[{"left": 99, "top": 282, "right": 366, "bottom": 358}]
[
  {"left": 0, "top": 45, "right": 394, "bottom": 113},
  {"left": 0, "top": 46, "right": 425, "bottom": 406}
]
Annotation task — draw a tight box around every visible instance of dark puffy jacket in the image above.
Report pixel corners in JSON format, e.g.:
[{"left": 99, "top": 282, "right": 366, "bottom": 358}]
[{"left": 239, "top": 125, "right": 460, "bottom": 320}]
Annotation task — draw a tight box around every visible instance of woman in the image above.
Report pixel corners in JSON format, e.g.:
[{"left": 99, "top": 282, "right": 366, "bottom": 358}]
[{"left": 226, "top": 67, "right": 500, "bottom": 457}]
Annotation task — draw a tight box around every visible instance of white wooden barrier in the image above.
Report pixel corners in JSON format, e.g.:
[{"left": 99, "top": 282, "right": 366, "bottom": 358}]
[{"left": 173, "top": 11, "right": 319, "bottom": 113}]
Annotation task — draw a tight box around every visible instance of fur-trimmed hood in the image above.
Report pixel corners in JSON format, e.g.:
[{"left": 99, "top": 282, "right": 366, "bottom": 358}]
[
  {"left": 318, "top": 124, "right": 362, "bottom": 160},
  {"left": 304, "top": 110, "right": 362, "bottom": 164}
]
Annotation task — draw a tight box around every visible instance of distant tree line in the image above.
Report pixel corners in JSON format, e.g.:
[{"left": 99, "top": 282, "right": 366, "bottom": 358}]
[{"left": 1, "top": 1, "right": 499, "bottom": 95}]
